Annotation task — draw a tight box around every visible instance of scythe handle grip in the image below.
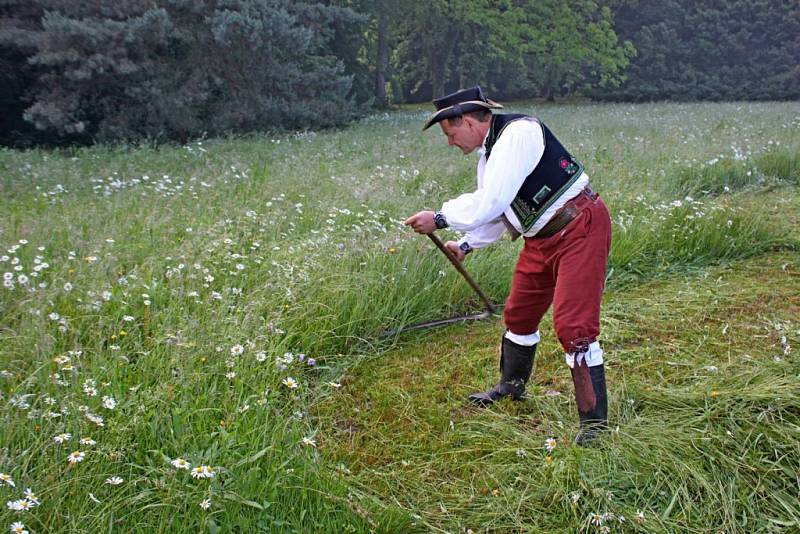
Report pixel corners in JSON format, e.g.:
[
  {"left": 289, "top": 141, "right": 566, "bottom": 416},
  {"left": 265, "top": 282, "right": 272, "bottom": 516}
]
[{"left": 427, "top": 232, "right": 496, "bottom": 314}]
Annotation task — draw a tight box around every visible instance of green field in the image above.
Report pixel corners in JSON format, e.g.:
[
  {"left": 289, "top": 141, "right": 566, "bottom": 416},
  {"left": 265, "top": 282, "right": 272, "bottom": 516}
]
[{"left": 1, "top": 101, "right": 798, "bottom": 533}]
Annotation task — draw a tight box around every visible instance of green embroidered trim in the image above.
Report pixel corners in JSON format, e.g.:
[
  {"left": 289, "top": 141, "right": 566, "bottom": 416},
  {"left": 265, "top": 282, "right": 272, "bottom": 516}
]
[
  {"left": 511, "top": 162, "right": 584, "bottom": 232},
  {"left": 486, "top": 115, "right": 584, "bottom": 232}
]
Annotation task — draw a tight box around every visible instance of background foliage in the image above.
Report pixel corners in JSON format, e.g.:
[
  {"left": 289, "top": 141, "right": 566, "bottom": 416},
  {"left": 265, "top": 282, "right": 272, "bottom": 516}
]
[
  {"left": 602, "top": 0, "right": 800, "bottom": 102},
  {"left": 1, "top": 0, "right": 798, "bottom": 146}
]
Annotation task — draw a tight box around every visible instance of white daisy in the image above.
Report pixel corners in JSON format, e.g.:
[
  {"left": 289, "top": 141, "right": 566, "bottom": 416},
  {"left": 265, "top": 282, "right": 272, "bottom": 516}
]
[
  {"left": 79, "top": 437, "right": 96, "bottom": 446},
  {"left": 544, "top": 438, "right": 557, "bottom": 452},
  {"left": 22, "top": 489, "right": 38, "bottom": 505},
  {"left": 282, "top": 377, "right": 298, "bottom": 389},
  {"left": 0, "top": 473, "right": 15, "bottom": 487},
  {"left": 190, "top": 465, "right": 215, "bottom": 479},
  {"left": 230, "top": 344, "right": 244, "bottom": 356},
  {"left": 53, "top": 433, "right": 72, "bottom": 444},
  {"left": 199, "top": 498, "right": 211, "bottom": 510},
  {"left": 85, "top": 412, "right": 105, "bottom": 426},
  {"left": 171, "top": 458, "right": 191, "bottom": 470},
  {"left": 301, "top": 436, "right": 317, "bottom": 447},
  {"left": 105, "top": 476, "right": 123, "bottom": 485},
  {"left": 13, "top": 499, "right": 33, "bottom": 511},
  {"left": 10, "top": 521, "right": 28, "bottom": 534},
  {"left": 67, "top": 451, "right": 85, "bottom": 464}
]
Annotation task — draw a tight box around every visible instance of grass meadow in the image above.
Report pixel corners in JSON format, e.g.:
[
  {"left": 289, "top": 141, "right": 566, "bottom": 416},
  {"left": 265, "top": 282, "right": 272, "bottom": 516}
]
[{"left": 1, "top": 101, "right": 798, "bottom": 533}]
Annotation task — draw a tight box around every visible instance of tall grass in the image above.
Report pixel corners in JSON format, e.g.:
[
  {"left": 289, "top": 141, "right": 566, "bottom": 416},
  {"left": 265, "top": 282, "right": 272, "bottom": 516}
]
[
  {"left": 1, "top": 101, "right": 798, "bottom": 532},
  {"left": 314, "top": 251, "right": 800, "bottom": 533}
]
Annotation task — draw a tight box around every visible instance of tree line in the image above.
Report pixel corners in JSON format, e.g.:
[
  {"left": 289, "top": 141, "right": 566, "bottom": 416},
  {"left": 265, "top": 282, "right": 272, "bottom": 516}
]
[{"left": 1, "top": 0, "right": 797, "bottom": 147}]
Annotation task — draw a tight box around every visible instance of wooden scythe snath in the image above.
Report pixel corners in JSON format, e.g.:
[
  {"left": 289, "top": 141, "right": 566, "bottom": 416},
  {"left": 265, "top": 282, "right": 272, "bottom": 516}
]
[{"left": 382, "top": 233, "right": 500, "bottom": 337}]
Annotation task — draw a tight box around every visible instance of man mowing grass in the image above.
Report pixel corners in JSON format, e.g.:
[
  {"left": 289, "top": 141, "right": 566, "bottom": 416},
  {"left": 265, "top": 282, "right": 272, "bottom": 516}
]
[{"left": 404, "top": 86, "right": 612, "bottom": 445}]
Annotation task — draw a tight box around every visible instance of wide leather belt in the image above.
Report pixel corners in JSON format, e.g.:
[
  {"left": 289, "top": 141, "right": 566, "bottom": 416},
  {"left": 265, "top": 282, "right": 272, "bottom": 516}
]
[{"left": 533, "top": 185, "right": 598, "bottom": 239}]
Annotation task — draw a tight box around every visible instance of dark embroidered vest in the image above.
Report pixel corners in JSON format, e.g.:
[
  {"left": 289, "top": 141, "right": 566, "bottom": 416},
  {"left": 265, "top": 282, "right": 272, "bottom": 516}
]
[{"left": 484, "top": 113, "right": 584, "bottom": 232}]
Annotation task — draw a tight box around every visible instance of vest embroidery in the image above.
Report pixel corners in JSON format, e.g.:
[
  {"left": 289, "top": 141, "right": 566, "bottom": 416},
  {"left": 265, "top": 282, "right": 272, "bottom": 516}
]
[{"left": 484, "top": 114, "right": 584, "bottom": 232}]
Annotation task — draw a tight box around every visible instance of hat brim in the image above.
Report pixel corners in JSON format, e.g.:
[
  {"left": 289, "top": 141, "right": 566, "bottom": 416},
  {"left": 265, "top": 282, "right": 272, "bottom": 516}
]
[{"left": 422, "top": 99, "right": 503, "bottom": 130}]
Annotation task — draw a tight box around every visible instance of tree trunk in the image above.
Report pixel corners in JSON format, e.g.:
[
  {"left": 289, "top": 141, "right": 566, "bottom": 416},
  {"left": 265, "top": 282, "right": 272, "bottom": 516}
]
[
  {"left": 429, "top": 26, "right": 459, "bottom": 99},
  {"left": 374, "top": 1, "right": 388, "bottom": 108}
]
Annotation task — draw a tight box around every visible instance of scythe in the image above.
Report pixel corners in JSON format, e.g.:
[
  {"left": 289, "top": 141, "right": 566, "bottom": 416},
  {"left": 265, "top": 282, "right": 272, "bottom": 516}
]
[{"left": 383, "top": 233, "right": 501, "bottom": 337}]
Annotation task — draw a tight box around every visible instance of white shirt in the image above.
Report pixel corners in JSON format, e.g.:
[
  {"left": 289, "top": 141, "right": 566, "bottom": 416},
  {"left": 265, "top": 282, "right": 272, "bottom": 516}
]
[{"left": 439, "top": 117, "right": 588, "bottom": 248}]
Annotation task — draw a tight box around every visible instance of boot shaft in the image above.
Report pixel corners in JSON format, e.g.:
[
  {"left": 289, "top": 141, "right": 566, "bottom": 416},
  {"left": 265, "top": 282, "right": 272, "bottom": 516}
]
[
  {"left": 572, "top": 363, "right": 608, "bottom": 425},
  {"left": 500, "top": 335, "right": 536, "bottom": 386},
  {"left": 572, "top": 363, "right": 608, "bottom": 446},
  {"left": 468, "top": 334, "right": 536, "bottom": 406}
]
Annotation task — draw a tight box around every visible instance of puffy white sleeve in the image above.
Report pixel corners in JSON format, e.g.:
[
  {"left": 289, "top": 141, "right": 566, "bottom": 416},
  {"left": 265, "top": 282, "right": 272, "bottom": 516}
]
[
  {"left": 440, "top": 120, "right": 544, "bottom": 232},
  {"left": 458, "top": 219, "right": 507, "bottom": 249}
]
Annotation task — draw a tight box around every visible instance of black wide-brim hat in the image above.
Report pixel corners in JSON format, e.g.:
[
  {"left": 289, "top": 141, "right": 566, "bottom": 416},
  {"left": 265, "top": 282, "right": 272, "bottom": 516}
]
[{"left": 422, "top": 85, "right": 503, "bottom": 130}]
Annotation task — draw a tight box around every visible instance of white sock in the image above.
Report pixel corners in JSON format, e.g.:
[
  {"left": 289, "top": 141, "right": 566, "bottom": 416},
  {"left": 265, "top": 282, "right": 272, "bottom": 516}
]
[
  {"left": 504, "top": 330, "right": 541, "bottom": 346},
  {"left": 565, "top": 341, "right": 604, "bottom": 368}
]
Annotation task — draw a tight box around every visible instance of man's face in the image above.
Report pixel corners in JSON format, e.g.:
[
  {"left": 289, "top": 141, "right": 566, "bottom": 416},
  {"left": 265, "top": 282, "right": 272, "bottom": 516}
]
[{"left": 439, "top": 118, "right": 481, "bottom": 154}]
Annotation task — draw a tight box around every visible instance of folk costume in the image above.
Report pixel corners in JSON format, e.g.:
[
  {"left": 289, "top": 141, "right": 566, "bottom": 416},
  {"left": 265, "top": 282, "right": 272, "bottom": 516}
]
[{"left": 424, "top": 86, "right": 612, "bottom": 444}]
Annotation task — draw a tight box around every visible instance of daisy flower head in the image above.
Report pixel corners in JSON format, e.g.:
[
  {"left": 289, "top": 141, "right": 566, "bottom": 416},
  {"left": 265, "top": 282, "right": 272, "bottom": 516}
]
[
  {"left": 22, "top": 489, "right": 38, "bottom": 504},
  {"left": 199, "top": 498, "right": 211, "bottom": 510},
  {"left": 86, "top": 413, "right": 104, "bottom": 426},
  {"left": 171, "top": 458, "right": 191, "bottom": 470},
  {"left": 67, "top": 451, "right": 85, "bottom": 464},
  {"left": 544, "top": 438, "right": 557, "bottom": 452},
  {"left": 282, "top": 376, "right": 298, "bottom": 389},
  {"left": 105, "top": 476, "right": 123, "bottom": 485},
  {"left": 12, "top": 499, "right": 33, "bottom": 511},
  {"left": 230, "top": 344, "right": 244, "bottom": 356},
  {"left": 0, "top": 473, "right": 15, "bottom": 487},
  {"left": 102, "top": 396, "right": 116, "bottom": 409},
  {"left": 190, "top": 465, "right": 215, "bottom": 479},
  {"left": 53, "top": 432, "right": 71, "bottom": 444},
  {"left": 10, "top": 522, "right": 28, "bottom": 534},
  {"left": 79, "top": 437, "right": 96, "bottom": 446},
  {"left": 301, "top": 436, "right": 317, "bottom": 447}
]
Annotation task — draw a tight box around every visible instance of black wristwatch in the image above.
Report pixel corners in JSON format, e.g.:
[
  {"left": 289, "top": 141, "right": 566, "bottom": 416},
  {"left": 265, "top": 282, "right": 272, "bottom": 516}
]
[
  {"left": 433, "top": 211, "right": 449, "bottom": 229},
  {"left": 459, "top": 242, "right": 473, "bottom": 255}
]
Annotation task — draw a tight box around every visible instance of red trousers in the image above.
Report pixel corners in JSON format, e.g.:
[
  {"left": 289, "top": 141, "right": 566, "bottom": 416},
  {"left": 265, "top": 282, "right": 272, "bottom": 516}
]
[{"left": 503, "top": 195, "right": 612, "bottom": 354}]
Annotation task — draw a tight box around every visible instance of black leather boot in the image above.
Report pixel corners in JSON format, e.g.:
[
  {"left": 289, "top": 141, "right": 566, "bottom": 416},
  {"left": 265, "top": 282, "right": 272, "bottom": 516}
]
[
  {"left": 571, "top": 362, "right": 608, "bottom": 446},
  {"left": 468, "top": 333, "right": 536, "bottom": 407}
]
